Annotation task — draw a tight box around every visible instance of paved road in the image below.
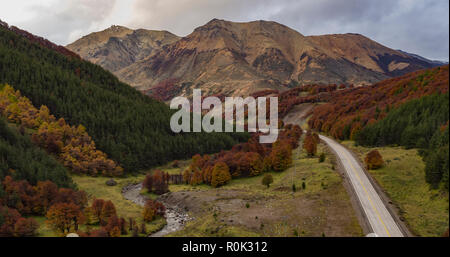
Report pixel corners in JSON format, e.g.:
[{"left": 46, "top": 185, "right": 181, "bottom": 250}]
[{"left": 319, "top": 135, "right": 404, "bottom": 237}]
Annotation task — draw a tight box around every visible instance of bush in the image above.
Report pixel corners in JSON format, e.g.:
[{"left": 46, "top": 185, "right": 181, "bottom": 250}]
[
  {"left": 319, "top": 153, "right": 326, "bottom": 163},
  {"left": 262, "top": 174, "right": 274, "bottom": 188},
  {"left": 364, "top": 150, "right": 384, "bottom": 170}
]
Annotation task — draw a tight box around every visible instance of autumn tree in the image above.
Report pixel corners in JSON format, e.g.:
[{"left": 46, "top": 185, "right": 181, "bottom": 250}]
[
  {"left": 152, "top": 170, "right": 169, "bottom": 195},
  {"left": 143, "top": 200, "right": 165, "bottom": 222},
  {"left": 190, "top": 169, "right": 203, "bottom": 186},
  {"left": 105, "top": 216, "right": 121, "bottom": 237},
  {"left": 303, "top": 131, "right": 319, "bottom": 157},
  {"left": 364, "top": 150, "right": 384, "bottom": 170},
  {"left": 100, "top": 200, "right": 116, "bottom": 226},
  {"left": 211, "top": 162, "right": 231, "bottom": 188},
  {"left": 182, "top": 169, "right": 191, "bottom": 184},
  {"left": 143, "top": 174, "right": 153, "bottom": 192},
  {"left": 35, "top": 180, "right": 58, "bottom": 215},
  {"left": 46, "top": 202, "right": 84, "bottom": 234},
  {"left": 201, "top": 166, "right": 213, "bottom": 184},
  {"left": 91, "top": 199, "right": 104, "bottom": 223},
  {"left": 0, "top": 206, "right": 21, "bottom": 236},
  {"left": 83, "top": 207, "right": 99, "bottom": 225},
  {"left": 14, "top": 217, "right": 39, "bottom": 237},
  {"left": 270, "top": 141, "right": 292, "bottom": 172}
]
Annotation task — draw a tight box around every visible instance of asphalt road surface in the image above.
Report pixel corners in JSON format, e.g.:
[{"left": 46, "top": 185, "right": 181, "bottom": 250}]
[{"left": 319, "top": 135, "right": 404, "bottom": 237}]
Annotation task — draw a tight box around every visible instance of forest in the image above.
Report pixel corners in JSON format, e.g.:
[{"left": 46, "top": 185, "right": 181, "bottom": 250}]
[
  {"left": 307, "top": 65, "right": 449, "bottom": 191},
  {"left": 180, "top": 124, "right": 303, "bottom": 188},
  {"left": 0, "top": 24, "right": 248, "bottom": 173},
  {"left": 0, "top": 84, "right": 124, "bottom": 177},
  {"left": 0, "top": 118, "right": 73, "bottom": 188},
  {"left": 356, "top": 93, "right": 449, "bottom": 190},
  {"left": 308, "top": 65, "right": 448, "bottom": 140}
]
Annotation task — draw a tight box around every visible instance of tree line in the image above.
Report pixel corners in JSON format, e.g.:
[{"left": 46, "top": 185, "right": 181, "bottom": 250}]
[
  {"left": 179, "top": 124, "right": 303, "bottom": 188},
  {"left": 1, "top": 84, "right": 123, "bottom": 177},
  {"left": 356, "top": 93, "right": 449, "bottom": 190},
  {"left": 0, "top": 175, "right": 165, "bottom": 237},
  {"left": 0, "top": 25, "right": 248, "bottom": 173}
]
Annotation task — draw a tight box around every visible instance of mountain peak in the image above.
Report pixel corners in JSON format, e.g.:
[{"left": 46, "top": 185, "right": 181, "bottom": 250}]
[{"left": 68, "top": 20, "right": 440, "bottom": 98}]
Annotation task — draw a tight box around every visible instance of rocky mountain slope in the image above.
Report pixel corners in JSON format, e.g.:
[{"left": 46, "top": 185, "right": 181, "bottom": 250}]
[
  {"left": 67, "top": 25, "right": 180, "bottom": 72},
  {"left": 67, "top": 19, "right": 441, "bottom": 98}
]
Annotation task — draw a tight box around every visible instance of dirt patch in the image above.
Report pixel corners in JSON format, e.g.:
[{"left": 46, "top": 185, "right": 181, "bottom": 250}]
[
  {"left": 161, "top": 183, "right": 362, "bottom": 237},
  {"left": 282, "top": 103, "right": 315, "bottom": 127}
]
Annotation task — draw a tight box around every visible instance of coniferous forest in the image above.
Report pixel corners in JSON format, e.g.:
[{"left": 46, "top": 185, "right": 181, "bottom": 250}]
[
  {"left": 0, "top": 25, "right": 248, "bottom": 173},
  {"left": 356, "top": 93, "right": 449, "bottom": 190},
  {"left": 0, "top": 118, "right": 73, "bottom": 188}
]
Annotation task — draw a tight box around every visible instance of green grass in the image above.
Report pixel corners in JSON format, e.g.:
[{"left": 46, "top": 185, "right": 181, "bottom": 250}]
[
  {"left": 164, "top": 142, "right": 363, "bottom": 237},
  {"left": 70, "top": 174, "right": 165, "bottom": 236},
  {"left": 72, "top": 175, "right": 145, "bottom": 219},
  {"left": 32, "top": 216, "right": 58, "bottom": 237},
  {"left": 342, "top": 141, "right": 449, "bottom": 237}
]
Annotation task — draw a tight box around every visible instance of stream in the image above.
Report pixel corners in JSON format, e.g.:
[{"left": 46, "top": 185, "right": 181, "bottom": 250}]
[{"left": 121, "top": 183, "right": 190, "bottom": 237}]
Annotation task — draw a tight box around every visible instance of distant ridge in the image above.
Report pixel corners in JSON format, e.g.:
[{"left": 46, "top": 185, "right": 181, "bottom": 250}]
[{"left": 67, "top": 19, "right": 443, "bottom": 98}]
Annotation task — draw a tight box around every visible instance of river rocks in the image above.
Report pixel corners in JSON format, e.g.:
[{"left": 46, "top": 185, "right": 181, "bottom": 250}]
[{"left": 122, "top": 182, "right": 191, "bottom": 237}]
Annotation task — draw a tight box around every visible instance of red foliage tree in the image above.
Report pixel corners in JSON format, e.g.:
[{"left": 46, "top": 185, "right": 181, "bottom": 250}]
[{"left": 364, "top": 150, "right": 384, "bottom": 170}]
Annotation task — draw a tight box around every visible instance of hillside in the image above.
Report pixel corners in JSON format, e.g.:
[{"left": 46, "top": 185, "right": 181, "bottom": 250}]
[
  {"left": 67, "top": 25, "right": 180, "bottom": 72},
  {"left": 307, "top": 33, "right": 436, "bottom": 77},
  {"left": 67, "top": 19, "right": 439, "bottom": 98},
  {"left": 0, "top": 22, "right": 248, "bottom": 173},
  {"left": 0, "top": 118, "right": 73, "bottom": 188},
  {"left": 308, "top": 65, "right": 448, "bottom": 140},
  {"left": 307, "top": 66, "right": 449, "bottom": 191}
]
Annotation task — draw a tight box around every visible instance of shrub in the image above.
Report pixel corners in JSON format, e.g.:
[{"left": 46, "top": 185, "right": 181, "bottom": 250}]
[
  {"left": 319, "top": 153, "right": 326, "bottom": 162},
  {"left": 262, "top": 174, "right": 274, "bottom": 188},
  {"left": 364, "top": 150, "right": 384, "bottom": 170}
]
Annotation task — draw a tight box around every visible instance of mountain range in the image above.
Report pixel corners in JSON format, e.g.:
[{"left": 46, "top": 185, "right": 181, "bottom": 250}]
[{"left": 67, "top": 19, "right": 443, "bottom": 99}]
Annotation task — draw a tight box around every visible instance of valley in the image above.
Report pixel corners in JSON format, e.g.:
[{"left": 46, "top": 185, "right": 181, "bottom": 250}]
[{"left": 0, "top": 17, "right": 448, "bottom": 239}]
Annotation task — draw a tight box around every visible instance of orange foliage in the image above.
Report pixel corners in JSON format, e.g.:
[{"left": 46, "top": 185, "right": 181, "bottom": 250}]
[
  {"left": 0, "top": 85, "right": 123, "bottom": 176},
  {"left": 364, "top": 150, "right": 384, "bottom": 170},
  {"left": 308, "top": 66, "right": 449, "bottom": 140}
]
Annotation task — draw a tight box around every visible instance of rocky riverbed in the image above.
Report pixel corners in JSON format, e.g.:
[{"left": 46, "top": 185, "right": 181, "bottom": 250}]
[{"left": 121, "top": 183, "right": 190, "bottom": 237}]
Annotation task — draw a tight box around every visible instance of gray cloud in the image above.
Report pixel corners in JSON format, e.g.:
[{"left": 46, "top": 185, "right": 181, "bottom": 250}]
[
  {"left": 1, "top": 0, "right": 448, "bottom": 61},
  {"left": 14, "top": 0, "right": 117, "bottom": 44},
  {"left": 128, "top": 0, "right": 449, "bottom": 61}
]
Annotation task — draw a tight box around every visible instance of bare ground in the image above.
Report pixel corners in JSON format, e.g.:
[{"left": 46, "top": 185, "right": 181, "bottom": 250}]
[{"left": 161, "top": 143, "right": 363, "bottom": 237}]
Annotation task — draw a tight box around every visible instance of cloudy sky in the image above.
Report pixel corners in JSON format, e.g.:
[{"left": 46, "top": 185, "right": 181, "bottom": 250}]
[{"left": 1, "top": 0, "right": 448, "bottom": 61}]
